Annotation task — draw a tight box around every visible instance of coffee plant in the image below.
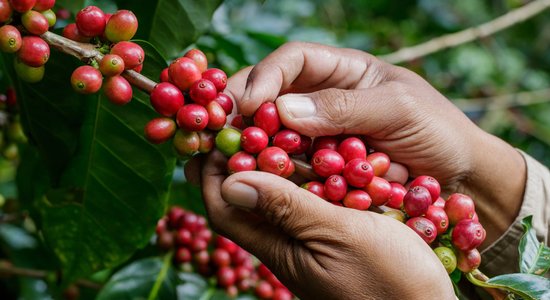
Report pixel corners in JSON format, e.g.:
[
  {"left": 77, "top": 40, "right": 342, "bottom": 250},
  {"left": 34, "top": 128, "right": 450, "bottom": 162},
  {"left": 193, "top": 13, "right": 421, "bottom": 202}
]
[{"left": 0, "top": 0, "right": 548, "bottom": 299}]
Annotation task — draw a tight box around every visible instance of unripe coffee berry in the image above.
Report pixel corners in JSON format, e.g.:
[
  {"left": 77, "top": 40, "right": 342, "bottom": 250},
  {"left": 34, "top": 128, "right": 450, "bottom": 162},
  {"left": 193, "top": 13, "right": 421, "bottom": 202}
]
[
  {"left": 184, "top": 49, "right": 208, "bottom": 73},
  {"left": 445, "top": 193, "right": 475, "bottom": 225},
  {"left": 202, "top": 68, "right": 227, "bottom": 92},
  {"left": 342, "top": 158, "right": 374, "bottom": 188},
  {"left": 386, "top": 182, "right": 407, "bottom": 209},
  {"left": 150, "top": 82, "right": 185, "bottom": 117},
  {"left": 406, "top": 217, "right": 437, "bottom": 244},
  {"left": 301, "top": 181, "right": 326, "bottom": 200},
  {"left": 343, "top": 190, "right": 372, "bottom": 210},
  {"left": 228, "top": 151, "right": 256, "bottom": 174},
  {"left": 41, "top": 9, "right": 56, "bottom": 27},
  {"left": 214, "top": 93, "right": 233, "bottom": 115},
  {"left": 173, "top": 130, "right": 199, "bottom": 156},
  {"left": 71, "top": 66, "right": 102, "bottom": 94},
  {"left": 176, "top": 104, "right": 209, "bottom": 132},
  {"left": 311, "top": 149, "right": 345, "bottom": 177},
  {"left": 144, "top": 118, "right": 176, "bottom": 144},
  {"left": 240, "top": 126, "right": 269, "bottom": 154},
  {"left": 99, "top": 54, "right": 125, "bottom": 77},
  {"left": 111, "top": 41, "right": 144, "bottom": 69},
  {"left": 18, "top": 36, "right": 49, "bottom": 67},
  {"left": 105, "top": 10, "right": 138, "bottom": 42},
  {"left": 338, "top": 137, "right": 367, "bottom": 162},
  {"left": 457, "top": 248, "right": 481, "bottom": 273},
  {"left": 0, "top": 25, "right": 22, "bottom": 53},
  {"left": 103, "top": 75, "right": 132, "bottom": 105},
  {"left": 253, "top": 102, "right": 281, "bottom": 137},
  {"left": 0, "top": 0, "right": 12, "bottom": 23},
  {"left": 21, "top": 10, "right": 48, "bottom": 35},
  {"left": 425, "top": 205, "right": 449, "bottom": 235},
  {"left": 215, "top": 128, "right": 242, "bottom": 157},
  {"left": 206, "top": 101, "right": 226, "bottom": 131},
  {"left": 433, "top": 246, "right": 457, "bottom": 274},
  {"left": 452, "top": 219, "right": 486, "bottom": 251},
  {"left": 364, "top": 176, "right": 392, "bottom": 206},
  {"left": 257, "top": 147, "right": 291, "bottom": 177},
  {"left": 403, "top": 186, "right": 432, "bottom": 217},
  {"left": 14, "top": 58, "right": 44, "bottom": 83},
  {"left": 410, "top": 175, "right": 441, "bottom": 202},
  {"left": 76, "top": 6, "right": 106, "bottom": 37},
  {"left": 33, "top": 0, "right": 54, "bottom": 11},
  {"left": 273, "top": 129, "right": 301, "bottom": 153},
  {"left": 383, "top": 210, "right": 406, "bottom": 222},
  {"left": 62, "top": 23, "right": 91, "bottom": 43},
  {"left": 366, "top": 152, "right": 391, "bottom": 177},
  {"left": 9, "top": 0, "right": 35, "bottom": 13},
  {"left": 169, "top": 57, "right": 201, "bottom": 91}
]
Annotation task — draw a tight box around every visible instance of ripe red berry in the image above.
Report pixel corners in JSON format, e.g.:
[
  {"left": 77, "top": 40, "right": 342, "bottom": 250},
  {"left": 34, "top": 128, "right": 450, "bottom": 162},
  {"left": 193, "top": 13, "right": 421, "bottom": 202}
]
[
  {"left": 338, "top": 137, "right": 367, "bottom": 162},
  {"left": 76, "top": 6, "right": 106, "bottom": 37},
  {"left": 290, "top": 135, "right": 312, "bottom": 155},
  {"left": 105, "top": 10, "right": 138, "bottom": 42},
  {"left": 255, "top": 281, "right": 274, "bottom": 299},
  {"left": 273, "top": 129, "right": 301, "bottom": 153},
  {"left": 175, "top": 228, "right": 192, "bottom": 245},
  {"left": 202, "top": 68, "right": 227, "bottom": 91},
  {"left": 21, "top": 10, "right": 48, "bottom": 35},
  {"left": 189, "top": 79, "right": 217, "bottom": 106},
  {"left": 33, "top": 0, "right": 54, "bottom": 11},
  {"left": 9, "top": 0, "right": 35, "bottom": 13},
  {"left": 167, "top": 206, "right": 185, "bottom": 228},
  {"left": 174, "top": 247, "right": 191, "bottom": 264},
  {"left": 424, "top": 205, "right": 449, "bottom": 235},
  {"left": 197, "top": 130, "right": 215, "bottom": 153},
  {"left": 194, "top": 250, "right": 210, "bottom": 265},
  {"left": 311, "top": 136, "right": 339, "bottom": 152},
  {"left": 103, "top": 75, "right": 132, "bottom": 105},
  {"left": 364, "top": 176, "right": 392, "bottom": 206},
  {"left": 110, "top": 41, "right": 144, "bottom": 69},
  {"left": 99, "top": 54, "right": 125, "bottom": 77},
  {"left": 301, "top": 181, "right": 327, "bottom": 200},
  {"left": 228, "top": 151, "right": 256, "bottom": 174},
  {"left": 5, "top": 88, "right": 16, "bottom": 107},
  {"left": 281, "top": 160, "right": 295, "bottom": 178},
  {"left": 386, "top": 182, "right": 407, "bottom": 209},
  {"left": 253, "top": 102, "right": 281, "bottom": 137},
  {"left": 240, "top": 127, "right": 268, "bottom": 154},
  {"left": 173, "top": 130, "right": 200, "bottom": 156},
  {"left": 343, "top": 190, "right": 372, "bottom": 210},
  {"left": 0, "top": 0, "right": 12, "bottom": 22},
  {"left": 406, "top": 217, "right": 437, "bottom": 244},
  {"left": 311, "top": 149, "right": 345, "bottom": 177},
  {"left": 160, "top": 67, "right": 170, "bottom": 82},
  {"left": 214, "top": 93, "right": 233, "bottom": 115},
  {"left": 206, "top": 101, "right": 226, "bottom": 130},
  {"left": 184, "top": 49, "right": 208, "bottom": 73},
  {"left": 155, "top": 218, "right": 167, "bottom": 235},
  {"left": 324, "top": 175, "right": 348, "bottom": 202},
  {"left": 180, "top": 213, "right": 199, "bottom": 231},
  {"left": 144, "top": 118, "right": 176, "bottom": 144},
  {"left": 342, "top": 158, "right": 374, "bottom": 188},
  {"left": 273, "top": 288, "right": 293, "bottom": 300},
  {"left": 433, "top": 197, "right": 446, "bottom": 209},
  {"left": 71, "top": 66, "right": 102, "bottom": 94},
  {"left": 403, "top": 186, "right": 432, "bottom": 217},
  {"left": 56, "top": 8, "right": 70, "bottom": 20},
  {"left": 452, "top": 219, "right": 486, "bottom": 251},
  {"left": 230, "top": 114, "right": 245, "bottom": 130},
  {"left": 457, "top": 249, "right": 481, "bottom": 273},
  {"left": 133, "top": 64, "right": 143, "bottom": 73},
  {"left": 445, "top": 193, "right": 475, "bottom": 225},
  {"left": 217, "top": 267, "right": 236, "bottom": 288},
  {"left": 169, "top": 57, "right": 201, "bottom": 91},
  {"left": 366, "top": 152, "right": 391, "bottom": 177},
  {"left": 18, "top": 36, "right": 49, "bottom": 67},
  {"left": 410, "top": 175, "right": 440, "bottom": 202},
  {"left": 257, "top": 147, "right": 291, "bottom": 177},
  {"left": 212, "top": 249, "right": 232, "bottom": 267},
  {"left": 216, "top": 236, "right": 238, "bottom": 254},
  {"left": 196, "top": 228, "right": 212, "bottom": 243},
  {"left": 150, "top": 82, "right": 185, "bottom": 117},
  {"left": 176, "top": 104, "right": 209, "bottom": 132},
  {"left": 0, "top": 25, "right": 22, "bottom": 53},
  {"left": 62, "top": 23, "right": 90, "bottom": 43}
]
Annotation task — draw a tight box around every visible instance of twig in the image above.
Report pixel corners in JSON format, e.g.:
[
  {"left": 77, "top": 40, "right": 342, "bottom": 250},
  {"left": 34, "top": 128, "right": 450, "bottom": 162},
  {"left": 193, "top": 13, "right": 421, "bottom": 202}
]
[
  {"left": 467, "top": 269, "right": 509, "bottom": 300},
  {"left": 0, "top": 263, "right": 102, "bottom": 290},
  {"left": 379, "top": 0, "right": 550, "bottom": 64},
  {"left": 452, "top": 88, "right": 550, "bottom": 112}
]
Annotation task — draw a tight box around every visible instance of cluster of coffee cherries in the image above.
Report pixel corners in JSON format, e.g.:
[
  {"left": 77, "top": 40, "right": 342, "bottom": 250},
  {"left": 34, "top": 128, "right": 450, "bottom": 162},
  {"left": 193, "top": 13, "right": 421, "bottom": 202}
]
[
  {"left": 143, "top": 49, "right": 233, "bottom": 158},
  {"left": 64, "top": 6, "right": 140, "bottom": 106},
  {"left": 0, "top": 0, "right": 57, "bottom": 82},
  {"left": 0, "top": 87, "right": 26, "bottom": 160},
  {"left": 155, "top": 206, "right": 293, "bottom": 299}
]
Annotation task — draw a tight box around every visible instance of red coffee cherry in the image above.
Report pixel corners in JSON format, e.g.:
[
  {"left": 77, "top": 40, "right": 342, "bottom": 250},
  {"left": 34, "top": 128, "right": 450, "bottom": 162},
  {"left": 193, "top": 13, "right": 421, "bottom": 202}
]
[
  {"left": 410, "top": 175, "right": 441, "bottom": 202},
  {"left": 184, "top": 49, "right": 208, "bottom": 73},
  {"left": 342, "top": 158, "right": 374, "bottom": 188},
  {"left": 132, "top": 64, "right": 143, "bottom": 73},
  {"left": 105, "top": 10, "right": 138, "bottom": 42},
  {"left": 403, "top": 186, "right": 432, "bottom": 217},
  {"left": 0, "top": 0, "right": 12, "bottom": 23},
  {"left": 0, "top": 25, "right": 22, "bottom": 53},
  {"left": 457, "top": 248, "right": 481, "bottom": 273},
  {"left": 176, "top": 104, "right": 209, "bottom": 132},
  {"left": 174, "top": 247, "right": 191, "bottom": 264},
  {"left": 255, "top": 281, "right": 274, "bottom": 299},
  {"left": 343, "top": 190, "right": 372, "bottom": 210},
  {"left": 311, "top": 149, "right": 345, "bottom": 177},
  {"left": 167, "top": 206, "right": 185, "bottom": 228},
  {"left": 202, "top": 68, "right": 227, "bottom": 92},
  {"left": 173, "top": 130, "right": 200, "bottom": 156},
  {"left": 240, "top": 126, "right": 269, "bottom": 154},
  {"left": 18, "top": 36, "right": 49, "bottom": 67},
  {"left": 62, "top": 23, "right": 91, "bottom": 43},
  {"left": 273, "top": 288, "right": 293, "bottom": 300},
  {"left": 273, "top": 129, "right": 301, "bottom": 153},
  {"left": 99, "top": 54, "right": 125, "bottom": 77},
  {"left": 433, "top": 197, "right": 446, "bottom": 209},
  {"left": 21, "top": 10, "right": 48, "bottom": 35},
  {"left": 190, "top": 79, "right": 217, "bottom": 106},
  {"left": 301, "top": 181, "right": 327, "bottom": 200},
  {"left": 160, "top": 67, "right": 170, "bottom": 82},
  {"left": 337, "top": 137, "right": 367, "bottom": 162},
  {"left": 214, "top": 93, "right": 233, "bottom": 115},
  {"left": 445, "top": 193, "right": 475, "bottom": 225},
  {"left": 257, "top": 147, "right": 291, "bottom": 177},
  {"left": 228, "top": 151, "right": 256, "bottom": 174},
  {"left": 216, "top": 236, "right": 238, "bottom": 255},
  {"left": 324, "top": 175, "right": 347, "bottom": 202},
  {"left": 56, "top": 8, "right": 70, "bottom": 20},
  {"left": 253, "top": 102, "right": 281, "bottom": 137},
  {"left": 290, "top": 135, "right": 312, "bottom": 155},
  {"left": 71, "top": 65, "right": 102, "bottom": 94},
  {"left": 9, "top": 0, "right": 35, "bottom": 13},
  {"left": 366, "top": 152, "right": 391, "bottom": 177},
  {"left": 212, "top": 248, "right": 231, "bottom": 267},
  {"left": 311, "top": 136, "right": 339, "bottom": 152},
  {"left": 452, "top": 219, "right": 486, "bottom": 251},
  {"left": 5, "top": 87, "right": 16, "bottom": 106},
  {"left": 150, "top": 82, "right": 185, "bottom": 117},
  {"left": 75, "top": 6, "right": 106, "bottom": 37},
  {"left": 197, "top": 130, "right": 215, "bottom": 153},
  {"left": 110, "top": 41, "right": 144, "bottom": 69},
  {"left": 364, "top": 176, "right": 392, "bottom": 206},
  {"left": 386, "top": 182, "right": 407, "bottom": 209},
  {"left": 424, "top": 205, "right": 449, "bottom": 235},
  {"left": 144, "top": 118, "right": 176, "bottom": 144},
  {"left": 217, "top": 267, "right": 237, "bottom": 288},
  {"left": 406, "top": 217, "right": 437, "bottom": 244},
  {"left": 281, "top": 159, "right": 295, "bottom": 178},
  {"left": 33, "top": 0, "right": 54, "bottom": 11},
  {"left": 206, "top": 101, "right": 226, "bottom": 131},
  {"left": 169, "top": 57, "right": 202, "bottom": 91},
  {"left": 103, "top": 75, "right": 132, "bottom": 105}
]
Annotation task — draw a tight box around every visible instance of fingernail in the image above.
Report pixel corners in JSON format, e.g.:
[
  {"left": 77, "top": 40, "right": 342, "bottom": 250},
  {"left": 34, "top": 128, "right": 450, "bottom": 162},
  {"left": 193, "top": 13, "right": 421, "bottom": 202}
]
[
  {"left": 223, "top": 181, "right": 258, "bottom": 209},
  {"left": 277, "top": 94, "right": 316, "bottom": 119}
]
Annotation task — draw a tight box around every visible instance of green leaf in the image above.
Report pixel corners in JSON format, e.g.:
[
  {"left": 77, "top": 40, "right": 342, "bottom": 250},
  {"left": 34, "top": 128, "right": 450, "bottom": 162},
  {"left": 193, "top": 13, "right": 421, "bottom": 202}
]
[
  {"left": 519, "top": 215, "right": 550, "bottom": 275},
  {"left": 176, "top": 272, "right": 209, "bottom": 300},
  {"left": 487, "top": 273, "right": 550, "bottom": 300},
  {"left": 55, "top": 0, "right": 118, "bottom": 14},
  {"left": 97, "top": 257, "right": 178, "bottom": 300}
]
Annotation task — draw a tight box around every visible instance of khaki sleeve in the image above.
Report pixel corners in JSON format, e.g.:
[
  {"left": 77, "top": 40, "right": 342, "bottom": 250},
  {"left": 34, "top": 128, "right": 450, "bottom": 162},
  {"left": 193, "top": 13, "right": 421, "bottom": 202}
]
[{"left": 479, "top": 150, "right": 550, "bottom": 277}]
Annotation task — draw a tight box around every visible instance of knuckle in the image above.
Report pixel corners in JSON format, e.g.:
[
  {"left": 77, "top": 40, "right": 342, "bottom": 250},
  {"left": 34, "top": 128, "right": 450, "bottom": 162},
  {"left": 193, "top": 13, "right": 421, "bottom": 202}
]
[
  {"left": 317, "top": 89, "right": 359, "bottom": 127},
  {"left": 258, "top": 190, "right": 297, "bottom": 229}
]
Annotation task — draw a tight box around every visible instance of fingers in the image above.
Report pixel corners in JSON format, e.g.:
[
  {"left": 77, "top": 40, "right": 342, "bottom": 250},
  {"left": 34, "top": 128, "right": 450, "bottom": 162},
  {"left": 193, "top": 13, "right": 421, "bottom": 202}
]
[{"left": 184, "top": 155, "right": 202, "bottom": 186}]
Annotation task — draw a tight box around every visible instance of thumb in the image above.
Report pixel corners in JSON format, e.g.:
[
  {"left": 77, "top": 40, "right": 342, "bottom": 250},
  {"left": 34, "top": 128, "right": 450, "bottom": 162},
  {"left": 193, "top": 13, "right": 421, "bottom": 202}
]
[{"left": 221, "top": 171, "right": 338, "bottom": 239}]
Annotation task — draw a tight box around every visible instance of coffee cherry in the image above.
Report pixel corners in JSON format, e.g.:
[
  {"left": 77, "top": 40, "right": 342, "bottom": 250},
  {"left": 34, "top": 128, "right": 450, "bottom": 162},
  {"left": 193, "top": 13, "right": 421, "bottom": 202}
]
[
  {"left": 180, "top": 213, "right": 199, "bottom": 231},
  {"left": 174, "top": 228, "right": 192, "bottom": 245},
  {"left": 173, "top": 130, "right": 200, "bottom": 156},
  {"left": 226, "top": 286, "right": 238, "bottom": 298},
  {"left": 342, "top": 158, "right": 374, "bottom": 188},
  {"left": 230, "top": 114, "right": 245, "bottom": 130},
  {"left": 18, "top": 36, "right": 49, "bottom": 67},
  {"left": 433, "top": 197, "right": 446, "bottom": 209},
  {"left": 338, "top": 137, "right": 367, "bottom": 162},
  {"left": 71, "top": 66, "right": 102, "bottom": 94},
  {"left": 452, "top": 219, "right": 486, "bottom": 251},
  {"left": 9, "top": 0, "right": 35, "bottom": 13},
  {"left": 472, "top": 212, "right": 479, "bottom": 222},
  {"left": 216, "top": 236, "right": 238, "bottom": 254},
  {"left": 312, "top": 136, "right": 339, "bottom": 152},
  {"left": 99, "top": 54, "right": 125, "bottom": 77},
  {"left": 240, "top": 126, "right": 269, "bottom": 154},
  {"left": 457, "top": 248, "right": 481, "bottom": 273},
  {"left": 144, "top": 118, "right": 176, "bottom": 144},
  {"left": 167, "top": 206, "right": 185, "bottom": 228},
  {"left": 257, "top": 147, "right": 291, "bottom": 177},
  {"left": 33, "top": 0, "right": 54, "bottom": 11},
  {"left": 62, "top": 23, "right": 90, "bottom": 43},
  {"left": 253, "top": 102, "right": 281, "bottom": 137},
  {"left": 383, "top": 209, "right": 406, "bottom": 222},
  {"left": 160, "top": 67, "right": 170, "bottom": 82},
  {"left": 196, "top": 228, "right": 212, "bottom": 243},
  {"left": 133, "top": 64, "right": 143, "bottom": 73},
  {"left": 343, "top": 190, "right": 372, "bottom": 210},
  {"left": 212, "top": 249, "right": 232, "bottom": 267},
  {"left": 76, "top": 6, "right": 106, "bottom": 37},
  {"left": 174, "top": 247, "right": 192, "bottom": 264},
  {"left": 406, "top": 217, "right": 437, "bottom": 244},
  {"left": 215, "top": 128, "right": 241, "bottom": 157},
  {"left": 150, "top": 82, "right": 185, "bottom": 117},
  {"left": 281, "top": 160, "right": 295, "bottom": 178},
  {"left": 111, "top": 41, "right": 144, "bottom": 69},
  {"left": 324, "top": 175, "right": 347, "bottom": 202},
  {"left": 202, "top": 68, "right": 227, "bottom": 91},
  {"left": 206, "top": 101, "right": 226, "bottom": 130},
  {"left": 169, "top": 57, "right": 202, "bottom": 91},
  {"left": 366, "top": 152, "right": 391, "bottom": 177},
  {"left": 0, "top": 0, "right": 12, "bottom": 22},
  {"left": 424, "top": 205, "right": 449, "bottom": 235},
  {"left": 105, "top": 10, "right": 138, "bottom": 42},
  {"left": 290, "top": 135, "right": 312, "bottom": 155},
  {"left": 403, "top": 186, "right": 432, "bottom": 217},
  {"left": 21, "top": 10, "right": 48, "bottom": 35},
  {"left": 311, "top": 149, "right": 345, "bottom": 177},
  {"left": 197, "top": 130, "right": 215, "bottom": 153},
  {"left": 386, "top": 182, "right": 406, "bottom": 209},
  {"left": 176, "top": 104, "right": 209, "bottom": 132},
  {"left": 62, "top": 284, "right": 80, "bottom": 300},
  {"left": 433, "top": 246, "right": 457, "bottom": 274},
  {"left": 157, "top": 230, "right": 174, "bottom": 250},
  {"left": 41, "top": 9, "right": 56, "bottom": 27},
  {"left": 14, "top": 57, "right": 44, "bottom": 82},
  {"left": 255, "top": 281, "right": 274, "bottom": 299},
  {"left": 194, "top": 250, "right": 210, "bottom": 265},
  {"left": 445, "top": 193, "right": 475, "bottom": 225},
  {"left": 155, "top": 218, "right": 167, "bottom": 235},
  {"left": 217, "top": 267, "right": 236, "bottom": 288},
  {"left": 273, "top": 288, "right": 293, "bottom": 300},
  {"left": 273, "top": 129, "right": 301, "bottom": 153},
  {"left": 301, "top": 181, "right": 327, "bottom": 200},
  {"left": 5, "top": 88, "right": 16, "bottom": 107},
  {"left": 103, "top": 75, "right": 132, "bottom": 105},
  {"left": 228, "top": 151, "right": 256, "bottom": 174},
  {"left": 0, "top": 25, "right": 22, "bottom": 53},
  {"left": 410, "top": 175, "right": 440, "bottom": 202},
  {"left": 214, "top": 93, "right": 233, "bottom": 115},
  {"left": 364, "top": 176, "right": 392, "bottom": 206},
  {"left": 184, "top": 49, "right": 208, "bottom": 73},
  {"left": 56, "top": 8, "right": 70, "bottom": 20}
]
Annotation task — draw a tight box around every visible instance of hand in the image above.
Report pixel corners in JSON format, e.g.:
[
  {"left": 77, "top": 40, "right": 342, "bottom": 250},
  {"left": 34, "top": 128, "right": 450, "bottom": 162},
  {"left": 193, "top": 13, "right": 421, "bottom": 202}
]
[{"left": 200, "top": 150, "right": 455, "bottom": 300}]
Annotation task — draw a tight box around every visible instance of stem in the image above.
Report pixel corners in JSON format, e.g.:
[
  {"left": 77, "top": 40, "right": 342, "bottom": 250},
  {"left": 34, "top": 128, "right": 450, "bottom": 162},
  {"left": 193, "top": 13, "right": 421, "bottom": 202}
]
[
  {"left": 0, "top": 263, "right": 102, "bottom": 290},
  {"left": 147, "top": 252, "right": 173, "bottom": 300},
  {"left": 466, "top": 269, "right": 509, "bottom": 300}
]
